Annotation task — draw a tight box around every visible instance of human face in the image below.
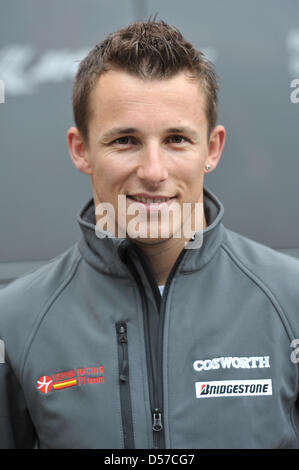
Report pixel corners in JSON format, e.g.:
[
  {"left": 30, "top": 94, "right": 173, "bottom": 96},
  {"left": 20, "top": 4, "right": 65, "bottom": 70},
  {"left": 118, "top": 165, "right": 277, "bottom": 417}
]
[{"left": 72, "top": 69, "right": 224, "bottom": 245}]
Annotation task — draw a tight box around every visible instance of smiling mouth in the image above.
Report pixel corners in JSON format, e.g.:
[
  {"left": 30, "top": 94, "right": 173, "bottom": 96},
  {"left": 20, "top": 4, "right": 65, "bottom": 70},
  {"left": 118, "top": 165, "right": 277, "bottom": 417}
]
[{"left": 127, "top": 195, "right": 176, "bottom": 204}]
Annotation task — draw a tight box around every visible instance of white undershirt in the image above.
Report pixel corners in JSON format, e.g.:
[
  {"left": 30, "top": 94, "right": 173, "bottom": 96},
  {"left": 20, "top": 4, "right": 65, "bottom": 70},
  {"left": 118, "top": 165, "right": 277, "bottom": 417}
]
[{"left": 158, "top": 285, "right": 165, "bottom": 296}]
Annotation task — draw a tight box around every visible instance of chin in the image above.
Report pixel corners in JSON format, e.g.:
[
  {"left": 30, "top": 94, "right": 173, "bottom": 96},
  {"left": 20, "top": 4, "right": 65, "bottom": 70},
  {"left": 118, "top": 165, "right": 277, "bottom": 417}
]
[{"left": 129, "top": 235, "right": 173, "bottom": 246}]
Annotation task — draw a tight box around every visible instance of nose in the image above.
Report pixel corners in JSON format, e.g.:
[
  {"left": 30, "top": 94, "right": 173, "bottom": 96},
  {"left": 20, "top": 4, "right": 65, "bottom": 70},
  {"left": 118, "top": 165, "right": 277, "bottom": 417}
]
[{"left": 136, "top": 142, "right": 168, "bottom": 186}]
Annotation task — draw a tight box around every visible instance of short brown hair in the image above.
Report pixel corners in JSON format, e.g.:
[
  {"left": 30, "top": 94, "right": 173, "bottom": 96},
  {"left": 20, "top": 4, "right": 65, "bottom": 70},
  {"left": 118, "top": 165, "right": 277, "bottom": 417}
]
[{"left": 72, "top": 18, "right": 219, "bottom": 144}]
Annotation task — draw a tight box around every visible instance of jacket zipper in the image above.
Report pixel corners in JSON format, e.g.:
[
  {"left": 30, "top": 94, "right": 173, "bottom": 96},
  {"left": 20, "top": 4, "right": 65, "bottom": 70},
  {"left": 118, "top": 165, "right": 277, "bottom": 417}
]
[
  {"left": 115, "top": 321, "right": 135, "bottom": 449},
  {"left": 122, "top": 243, "right": 186, "bottom": 448},
  {"left": 153, "top": 249, "right": 187, "bottom": 448}
]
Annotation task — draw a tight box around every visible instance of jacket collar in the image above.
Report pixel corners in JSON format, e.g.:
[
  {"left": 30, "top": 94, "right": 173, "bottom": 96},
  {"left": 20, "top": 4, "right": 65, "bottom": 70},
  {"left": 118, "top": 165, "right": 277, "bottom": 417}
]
[{"left": 77, "top": 186, "right": 225, "bottom": 276}]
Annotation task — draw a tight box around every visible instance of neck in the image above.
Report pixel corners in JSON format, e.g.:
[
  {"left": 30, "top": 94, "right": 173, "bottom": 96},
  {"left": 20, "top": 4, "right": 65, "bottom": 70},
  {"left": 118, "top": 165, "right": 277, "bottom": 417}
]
[{"left": 133, "top": 210, "right": 208, "bottom": 286}]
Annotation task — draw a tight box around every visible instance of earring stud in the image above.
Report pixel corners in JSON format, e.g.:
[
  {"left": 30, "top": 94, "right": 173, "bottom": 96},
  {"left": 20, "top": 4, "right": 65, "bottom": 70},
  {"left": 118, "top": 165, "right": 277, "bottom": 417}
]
[{"left": 205, "top": 163, "right": 211, "bottom": 171}]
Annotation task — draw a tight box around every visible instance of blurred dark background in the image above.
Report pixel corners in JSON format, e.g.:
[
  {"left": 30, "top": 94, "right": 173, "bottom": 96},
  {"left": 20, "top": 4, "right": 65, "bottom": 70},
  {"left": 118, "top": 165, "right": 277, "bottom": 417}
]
[{"left": 0, "top": 0, "right": 299, "bottom": 286}]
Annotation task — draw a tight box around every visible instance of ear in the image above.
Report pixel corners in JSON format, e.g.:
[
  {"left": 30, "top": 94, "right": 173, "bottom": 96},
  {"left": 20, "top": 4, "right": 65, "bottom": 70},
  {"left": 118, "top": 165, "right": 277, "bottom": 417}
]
[
  {"left": 67, "top": 127, "right": 92, "bottom": 176},
  {"left": 205, "top": 125, "right": 226, "bottom": 171}
]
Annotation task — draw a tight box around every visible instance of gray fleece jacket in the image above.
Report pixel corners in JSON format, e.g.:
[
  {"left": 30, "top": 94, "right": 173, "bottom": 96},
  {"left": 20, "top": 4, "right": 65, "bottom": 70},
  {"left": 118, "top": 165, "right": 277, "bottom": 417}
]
[{"left": 1, "top": 187, "right": 299, "bottom": 449}]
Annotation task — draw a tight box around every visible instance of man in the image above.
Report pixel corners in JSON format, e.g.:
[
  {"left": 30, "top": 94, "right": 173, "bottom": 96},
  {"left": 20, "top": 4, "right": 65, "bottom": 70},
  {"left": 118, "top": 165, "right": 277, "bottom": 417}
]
[{"left": 1, "top": 19, "right": 299, "bottom": 449}]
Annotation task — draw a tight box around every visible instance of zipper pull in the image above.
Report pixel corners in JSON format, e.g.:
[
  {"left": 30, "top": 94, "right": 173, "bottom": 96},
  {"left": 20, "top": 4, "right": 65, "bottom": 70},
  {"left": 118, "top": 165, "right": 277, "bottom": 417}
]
[
  {"left": 152, "top": 408, "right": 163, "bottom": 449},
  {"left": 152, "top": 408, "right": 163, "bottom": 432},
  {"left": 116, "top": 322, "right": 128, "bottom": 382}
]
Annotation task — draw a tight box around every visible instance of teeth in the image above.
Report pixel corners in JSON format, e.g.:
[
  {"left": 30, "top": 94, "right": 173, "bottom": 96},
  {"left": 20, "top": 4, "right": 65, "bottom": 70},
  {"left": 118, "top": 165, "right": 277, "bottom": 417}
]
[{"left": 132, "top": 196, "right": 170, "bottom": 204}]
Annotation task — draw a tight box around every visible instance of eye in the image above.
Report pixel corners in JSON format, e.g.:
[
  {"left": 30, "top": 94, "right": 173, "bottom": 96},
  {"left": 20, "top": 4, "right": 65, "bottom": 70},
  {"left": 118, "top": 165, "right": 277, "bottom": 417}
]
[
  {"left": 113, "top": 136, "right": 137, "bottom": 145},
  {"left": 166, "top": 135, "right": 189, "bottom": 145}
]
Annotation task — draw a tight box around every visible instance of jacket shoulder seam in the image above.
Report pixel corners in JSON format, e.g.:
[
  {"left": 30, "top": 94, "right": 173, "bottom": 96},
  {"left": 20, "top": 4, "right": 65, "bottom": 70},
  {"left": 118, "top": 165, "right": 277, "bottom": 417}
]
[
  {"left": 220, "top": 242, "right": 297, "bottom": 343},
  {"left": 19, "top": 252, "right": 83, "bottom": 383}
]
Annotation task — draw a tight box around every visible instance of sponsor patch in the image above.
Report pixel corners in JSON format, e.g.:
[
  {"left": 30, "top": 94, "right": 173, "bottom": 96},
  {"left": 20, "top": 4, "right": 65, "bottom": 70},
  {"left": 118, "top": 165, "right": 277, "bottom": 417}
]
[
  {"left": 37, "top": 376, "right": 54, "bottom": 394},
  {"left": 193, "top": 355, "right": 270, "bottom": 371},
  {"left": 195, "top": 379, "right": 272, "bottom": 398},
  {"left": 36, "top": 365, "right": 104, "bottom": 394}
]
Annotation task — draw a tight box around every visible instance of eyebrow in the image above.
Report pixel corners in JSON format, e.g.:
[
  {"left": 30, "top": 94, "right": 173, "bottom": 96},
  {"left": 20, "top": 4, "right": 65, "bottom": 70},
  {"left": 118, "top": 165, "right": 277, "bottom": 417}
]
[
  {"left": 100, "top": 128, "right": 137, "bottom": 142},
  {"left": 99, "top": 126, "right": 199, "bottom": 143}
]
